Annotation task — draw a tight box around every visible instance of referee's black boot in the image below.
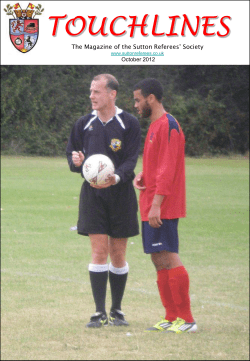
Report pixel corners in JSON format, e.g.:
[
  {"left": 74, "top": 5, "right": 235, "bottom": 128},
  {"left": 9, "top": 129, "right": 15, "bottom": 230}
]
[
  {"left": 86, "top": 312, "right": 108, "bottom": 328},
  {"left": 109, "top": 309, "right": 129, "bottom": 326}
]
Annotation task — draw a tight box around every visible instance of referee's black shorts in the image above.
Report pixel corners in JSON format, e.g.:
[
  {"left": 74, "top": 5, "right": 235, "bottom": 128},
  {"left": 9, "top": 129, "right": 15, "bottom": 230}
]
[{"left": 77, "top": 180, "right": 139, "bottom": 238}]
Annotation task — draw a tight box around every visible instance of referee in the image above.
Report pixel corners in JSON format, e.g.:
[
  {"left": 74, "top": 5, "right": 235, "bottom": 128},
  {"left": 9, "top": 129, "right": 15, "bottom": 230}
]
[{"left": 66, "top": 74, "right": 141, "bottom": 328}]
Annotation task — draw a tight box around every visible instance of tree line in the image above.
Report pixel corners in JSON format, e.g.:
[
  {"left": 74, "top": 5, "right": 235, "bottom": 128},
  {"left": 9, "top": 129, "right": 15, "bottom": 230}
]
[{"left": 1, "top": 65, "right": 249, "bottom": 156}]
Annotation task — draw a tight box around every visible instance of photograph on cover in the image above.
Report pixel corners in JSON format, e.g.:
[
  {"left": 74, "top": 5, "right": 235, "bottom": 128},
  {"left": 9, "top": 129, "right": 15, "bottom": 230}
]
[{"left": 1, "top": 64, "right": 249, "bottom": 360}]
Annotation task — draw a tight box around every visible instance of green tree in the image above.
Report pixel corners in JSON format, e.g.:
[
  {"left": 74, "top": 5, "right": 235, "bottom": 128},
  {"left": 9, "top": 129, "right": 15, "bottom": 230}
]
[{"left": 1, "top": 65, "right": 249, "bottom": 156}]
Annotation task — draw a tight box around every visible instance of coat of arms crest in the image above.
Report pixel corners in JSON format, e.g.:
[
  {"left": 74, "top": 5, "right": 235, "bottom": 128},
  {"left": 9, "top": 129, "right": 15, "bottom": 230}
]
[{"left": 4, "top": 3, "right": 44, "bottom": 53}]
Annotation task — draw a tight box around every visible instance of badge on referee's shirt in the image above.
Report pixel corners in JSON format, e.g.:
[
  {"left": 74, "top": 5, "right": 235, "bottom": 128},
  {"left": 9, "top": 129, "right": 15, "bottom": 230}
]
[{"left": 110, "top": 139, "right": 122, "bottom": 152}]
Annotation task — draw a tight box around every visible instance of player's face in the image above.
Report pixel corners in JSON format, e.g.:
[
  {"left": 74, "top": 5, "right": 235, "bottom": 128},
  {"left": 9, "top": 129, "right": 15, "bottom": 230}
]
[
  {"left": 90, "top": 79, "right": 113, "bottom": 112},
  {"left": 133, "top": 89, "right": 152, "bottom": 118}
]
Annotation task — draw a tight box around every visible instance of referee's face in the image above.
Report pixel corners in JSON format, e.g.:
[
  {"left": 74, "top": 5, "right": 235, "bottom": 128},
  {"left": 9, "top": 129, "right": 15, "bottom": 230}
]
[{"left": 90, "top": 79, "right": 114, "bottom": 112}]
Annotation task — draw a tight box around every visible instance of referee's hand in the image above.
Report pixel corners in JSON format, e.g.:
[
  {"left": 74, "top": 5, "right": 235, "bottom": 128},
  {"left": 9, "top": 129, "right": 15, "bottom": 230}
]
[
  {"left": 90, "top": 174, "right": 117, "bottom": 189},
  {"left": 72, "top": 151, "right": 84, "bottom": 167}
]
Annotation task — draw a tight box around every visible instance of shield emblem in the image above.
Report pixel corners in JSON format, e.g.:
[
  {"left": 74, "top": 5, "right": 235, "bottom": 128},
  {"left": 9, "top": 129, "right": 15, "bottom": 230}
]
[
  {"left": 9, "top": 19, "right": 39, "bottom": 53},
  {"left": 110, "top": 139, "right": 122, "bottom": 152}
]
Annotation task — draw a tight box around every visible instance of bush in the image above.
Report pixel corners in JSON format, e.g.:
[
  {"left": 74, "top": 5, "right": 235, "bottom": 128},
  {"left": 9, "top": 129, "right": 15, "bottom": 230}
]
[{"left": 1, "top": 65, "right": 249, "bottom": 156}]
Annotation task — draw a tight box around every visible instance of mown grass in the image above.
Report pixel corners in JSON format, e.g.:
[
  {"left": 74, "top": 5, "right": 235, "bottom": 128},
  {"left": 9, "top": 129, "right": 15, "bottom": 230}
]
[{"left": 1, "top": 155, "right": 249, "bottom": 360}]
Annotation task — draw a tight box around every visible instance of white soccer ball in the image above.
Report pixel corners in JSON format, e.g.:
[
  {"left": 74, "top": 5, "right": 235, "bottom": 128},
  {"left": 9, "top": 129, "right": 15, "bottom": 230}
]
[{"left": 82, "top": 154, "right": 115, "bottom": 185}]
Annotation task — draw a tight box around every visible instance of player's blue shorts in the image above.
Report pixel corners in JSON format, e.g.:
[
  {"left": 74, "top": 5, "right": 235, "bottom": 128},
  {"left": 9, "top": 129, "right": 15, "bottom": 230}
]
[{"left": 142, "top": 219, "right": 179, "bottom": 254}]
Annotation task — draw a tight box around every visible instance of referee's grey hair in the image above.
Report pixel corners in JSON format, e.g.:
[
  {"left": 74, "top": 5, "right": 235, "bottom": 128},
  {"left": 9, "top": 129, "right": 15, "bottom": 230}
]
[{"left": 93, "top": 74, "right": 119, "bottom": 93}]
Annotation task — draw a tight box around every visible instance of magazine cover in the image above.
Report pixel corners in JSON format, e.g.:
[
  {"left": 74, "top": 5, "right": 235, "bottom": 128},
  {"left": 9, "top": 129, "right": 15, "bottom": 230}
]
[{"left": 1, "top": 1, "right": 249, "bottom": 360}]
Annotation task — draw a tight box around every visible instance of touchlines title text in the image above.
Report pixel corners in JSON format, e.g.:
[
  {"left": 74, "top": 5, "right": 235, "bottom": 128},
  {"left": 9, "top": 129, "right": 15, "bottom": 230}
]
[{"left": 49, "top": 14, "right": 231, "bottom": 37}]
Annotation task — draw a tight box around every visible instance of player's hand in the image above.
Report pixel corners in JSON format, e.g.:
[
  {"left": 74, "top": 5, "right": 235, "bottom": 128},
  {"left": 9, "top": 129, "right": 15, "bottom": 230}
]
[
  {"left": 133, "top": 171, "right": 146, "bottom": 190},
  {"left": 72, "top": 151, "right": 84, "bottom": 167},
  {"left": 148, "top": 204, "right": 163, "bottom": 228},
  {"left": 90, "top": 174, "right": 116, "bottom": 189}
]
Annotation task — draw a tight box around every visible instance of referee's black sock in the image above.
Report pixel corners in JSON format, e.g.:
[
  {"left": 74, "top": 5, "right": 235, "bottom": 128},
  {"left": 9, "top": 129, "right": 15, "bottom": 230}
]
[
  {"left": 88, "top": 264, "right": 109, "bottom": 314},
  {"left": 109, "top": 262, "right": 129, "bottom": 312}
]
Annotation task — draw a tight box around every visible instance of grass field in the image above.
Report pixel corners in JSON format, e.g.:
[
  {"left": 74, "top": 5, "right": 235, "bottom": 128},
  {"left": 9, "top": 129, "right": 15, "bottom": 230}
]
[{"left": 1, "top": 155, "right": 249, "bottom": 360}]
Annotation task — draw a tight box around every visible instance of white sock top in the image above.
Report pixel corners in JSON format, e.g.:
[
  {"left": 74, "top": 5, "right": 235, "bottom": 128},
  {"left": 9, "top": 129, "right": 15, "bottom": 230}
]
[
  {"left": 109, "top": 262, "right": 129, "bottom": 275},
  {"left": 88, "top": 263, "right": 109, "bottom": 272}
]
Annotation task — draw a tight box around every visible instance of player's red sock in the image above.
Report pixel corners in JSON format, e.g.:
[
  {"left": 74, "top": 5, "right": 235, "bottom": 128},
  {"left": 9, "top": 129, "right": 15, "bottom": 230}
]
[
  {"left": 168, "top": 266, "right": 194, "bottom": 323},
  {"left": 157, "top": 268, "right": 178, "bottom": 322}
]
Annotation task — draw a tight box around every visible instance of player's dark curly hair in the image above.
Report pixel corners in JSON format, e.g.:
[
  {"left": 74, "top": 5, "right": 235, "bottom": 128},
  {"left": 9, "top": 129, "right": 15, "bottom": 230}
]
[
  {"left": 133, "top": 78, "right": 163, "bottom": 102},
  {"left": 93, "top": 74, "right": 119, "bottom": 93}
]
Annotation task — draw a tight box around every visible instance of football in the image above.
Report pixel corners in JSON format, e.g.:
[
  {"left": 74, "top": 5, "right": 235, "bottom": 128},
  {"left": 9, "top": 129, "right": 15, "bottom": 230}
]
[{"left": 82, "top": 154, "right": 115, "bottom": 185}]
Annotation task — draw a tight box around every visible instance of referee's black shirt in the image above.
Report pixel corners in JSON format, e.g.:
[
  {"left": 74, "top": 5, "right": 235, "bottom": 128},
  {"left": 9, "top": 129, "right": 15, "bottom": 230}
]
[{"left": 66, "top": 107, "right": 141, "bottom": 183}]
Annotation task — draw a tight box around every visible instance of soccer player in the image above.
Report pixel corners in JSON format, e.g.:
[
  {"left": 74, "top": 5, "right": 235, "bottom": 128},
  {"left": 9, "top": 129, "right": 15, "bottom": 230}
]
[
  {"left": 66, "top": 74, "right": 141, "bottom": 328},
  {"left": 133, "top": 78, "right": 197, "bottom": 334}
]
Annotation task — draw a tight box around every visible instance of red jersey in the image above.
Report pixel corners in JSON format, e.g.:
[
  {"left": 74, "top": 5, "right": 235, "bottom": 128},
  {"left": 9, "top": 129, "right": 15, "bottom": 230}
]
[{"left": 139, "top": 112, "right": 186, "bottom": 221}]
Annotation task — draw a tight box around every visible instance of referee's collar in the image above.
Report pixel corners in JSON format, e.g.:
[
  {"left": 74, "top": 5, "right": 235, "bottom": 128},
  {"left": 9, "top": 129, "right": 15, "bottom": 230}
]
[
  {"left": 91, "top": 106, "right": 123, "bottom": 117},
  {"left": 91, "top": 107, "right": 125, "bottom": 129}
]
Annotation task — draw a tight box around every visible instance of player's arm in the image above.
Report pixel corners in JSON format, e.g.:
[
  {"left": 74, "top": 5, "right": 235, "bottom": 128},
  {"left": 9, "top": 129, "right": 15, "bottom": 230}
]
[
  {"left": 155, "top": 124, "right": 179, "bottom": 196},
  {"left": 148, "top": 194, "right": 164, "bottom": 228},
  {"left": 133, "top": 171, "right": 146, "bottom": 190}
]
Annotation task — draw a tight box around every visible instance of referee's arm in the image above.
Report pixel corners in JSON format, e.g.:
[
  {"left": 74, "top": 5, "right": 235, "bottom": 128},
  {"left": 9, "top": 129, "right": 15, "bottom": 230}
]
[{"left": 66, "top": 118, "right": 84, "bottom": 174}]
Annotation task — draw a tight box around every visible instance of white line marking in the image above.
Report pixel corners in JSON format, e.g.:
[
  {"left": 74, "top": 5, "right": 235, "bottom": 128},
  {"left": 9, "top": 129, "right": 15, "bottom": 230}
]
[{"left": 1, "top": 269, "right": 248, "bottom": 311}]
